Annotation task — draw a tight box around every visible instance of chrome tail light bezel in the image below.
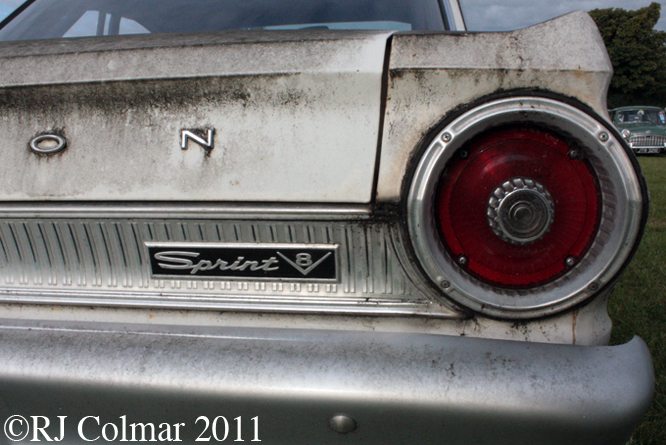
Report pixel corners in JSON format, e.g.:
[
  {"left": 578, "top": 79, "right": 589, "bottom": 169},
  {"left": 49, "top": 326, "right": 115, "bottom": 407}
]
[{"left": 407, "top": 97, "right": 647, "bottom": 319}]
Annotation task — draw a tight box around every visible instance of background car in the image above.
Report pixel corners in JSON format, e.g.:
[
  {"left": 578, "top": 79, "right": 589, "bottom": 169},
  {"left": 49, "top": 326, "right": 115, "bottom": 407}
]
[{"left": 612, "top": 106, "right": 666, "bottom": 154}]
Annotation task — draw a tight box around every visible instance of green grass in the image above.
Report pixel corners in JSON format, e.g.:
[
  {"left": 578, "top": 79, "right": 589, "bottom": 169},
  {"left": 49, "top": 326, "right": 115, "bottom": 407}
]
[{"left": 608, "top": 156, "right": 666, "bottom": 444}]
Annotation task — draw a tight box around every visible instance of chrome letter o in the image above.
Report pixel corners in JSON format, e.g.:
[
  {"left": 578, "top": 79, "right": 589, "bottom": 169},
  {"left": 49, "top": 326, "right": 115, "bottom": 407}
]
[{"left": 29, "top": 134, "right": 67, "bottom": 154}]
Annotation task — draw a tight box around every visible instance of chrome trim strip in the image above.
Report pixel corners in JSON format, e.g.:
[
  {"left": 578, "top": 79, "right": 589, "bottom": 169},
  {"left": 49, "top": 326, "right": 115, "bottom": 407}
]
[
  {"left": 0, "top": 289, "right": 460, "bottom": 318},
  {"left": 0, "top": 321, "right": 653, "bottom": 444},
  {"left": 407, "top": 97, "right": 644, "bottom": 318},
  {"left": 0, "top": 203, "right": 373, "bottom": 220},
  {"left": 446, "top": 0, "right": 467, "bottom": 31}
]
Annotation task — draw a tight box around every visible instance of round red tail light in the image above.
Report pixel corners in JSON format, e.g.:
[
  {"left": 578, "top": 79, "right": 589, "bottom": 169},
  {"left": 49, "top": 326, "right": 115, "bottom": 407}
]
[
  {"left": 407, "top": 97, "right": 646, "bottom": 318},
  {"left": 436, "top": 127, "right": 601, "bottom": 288}
]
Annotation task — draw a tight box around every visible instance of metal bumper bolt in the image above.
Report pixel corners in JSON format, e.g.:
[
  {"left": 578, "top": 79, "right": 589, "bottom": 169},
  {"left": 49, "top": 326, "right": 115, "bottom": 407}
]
[{"left": 329, "top": 415, "right": 356, "bottom": 434}]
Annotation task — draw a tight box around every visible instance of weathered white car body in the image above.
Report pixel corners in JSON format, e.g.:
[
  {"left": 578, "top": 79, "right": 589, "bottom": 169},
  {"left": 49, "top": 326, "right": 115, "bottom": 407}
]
[{"left": 0, "top": 2, "right": 653, "bottom": 444}]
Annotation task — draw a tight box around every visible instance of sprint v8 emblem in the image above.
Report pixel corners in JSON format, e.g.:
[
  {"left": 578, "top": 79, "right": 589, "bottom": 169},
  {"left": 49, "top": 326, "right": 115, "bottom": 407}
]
[{"left": 146, "top": 243, "right": 338, "bottom": 281}]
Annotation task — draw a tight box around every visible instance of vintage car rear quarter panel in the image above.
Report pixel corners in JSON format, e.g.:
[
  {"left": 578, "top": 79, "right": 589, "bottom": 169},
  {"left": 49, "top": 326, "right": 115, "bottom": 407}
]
[
  {"left": 0, "top": 13, "right": 635, "bottom": 345},
  {"left": 0, "top": 7, "right": 654, "bottom": 444}
]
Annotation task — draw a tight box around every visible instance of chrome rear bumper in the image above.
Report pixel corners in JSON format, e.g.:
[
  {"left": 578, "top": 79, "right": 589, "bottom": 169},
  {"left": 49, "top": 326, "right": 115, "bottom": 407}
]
[{"left": 0, "top": 321, "right": 653, "bottom": 444}]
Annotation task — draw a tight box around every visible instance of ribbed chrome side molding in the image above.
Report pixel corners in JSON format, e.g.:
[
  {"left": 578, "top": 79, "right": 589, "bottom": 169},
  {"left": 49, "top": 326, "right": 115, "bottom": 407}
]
[{"left": 0, "top": 205, "right": 463, "bottom": 318}]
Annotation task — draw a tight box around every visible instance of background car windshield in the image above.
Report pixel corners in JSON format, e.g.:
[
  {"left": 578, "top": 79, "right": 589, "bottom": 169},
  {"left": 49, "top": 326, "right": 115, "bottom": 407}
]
[
  {"left": 615, "top": 109, "right": 666, "bottom": 125},
  {"left": 0, "top": 0, "right": 446, "bottom": 41}
]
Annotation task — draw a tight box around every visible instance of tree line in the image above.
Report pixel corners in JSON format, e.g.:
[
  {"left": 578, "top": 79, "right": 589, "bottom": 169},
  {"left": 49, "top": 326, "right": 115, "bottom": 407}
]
[{"left": 589, "top": 2, "right": 666, "bottom": 108}]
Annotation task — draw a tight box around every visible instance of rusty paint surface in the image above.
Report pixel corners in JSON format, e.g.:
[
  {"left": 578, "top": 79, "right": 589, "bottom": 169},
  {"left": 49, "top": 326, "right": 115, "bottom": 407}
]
[{"left": 0, "top": 31, "right": 390, "bottom": 202}]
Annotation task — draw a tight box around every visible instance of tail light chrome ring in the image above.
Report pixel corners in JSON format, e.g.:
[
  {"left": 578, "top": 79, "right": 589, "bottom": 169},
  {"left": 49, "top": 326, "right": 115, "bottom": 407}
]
[{"left": 407, "top": 97, "right": 645, "bottom": 318}]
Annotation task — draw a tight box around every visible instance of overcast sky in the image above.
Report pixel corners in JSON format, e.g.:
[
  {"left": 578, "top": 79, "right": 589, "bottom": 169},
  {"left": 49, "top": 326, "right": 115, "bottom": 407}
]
[
  {"left": 461, "top": 0, "right": 666, "bottom": 31},
  {"left": 0, "top": 0, "right": 664, "bottom": 31}
]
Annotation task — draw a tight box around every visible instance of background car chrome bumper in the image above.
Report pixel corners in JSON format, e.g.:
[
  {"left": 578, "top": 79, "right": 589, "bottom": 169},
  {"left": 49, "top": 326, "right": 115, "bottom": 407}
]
[{"left": 0, "top": 321, "right": 653, "bottom": 444}]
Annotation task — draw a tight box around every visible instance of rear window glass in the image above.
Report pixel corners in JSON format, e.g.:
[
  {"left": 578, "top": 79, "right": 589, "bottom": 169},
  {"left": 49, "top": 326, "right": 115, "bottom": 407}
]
[{"left": 0, "top": 0, "right": 447, "bottom": 41}]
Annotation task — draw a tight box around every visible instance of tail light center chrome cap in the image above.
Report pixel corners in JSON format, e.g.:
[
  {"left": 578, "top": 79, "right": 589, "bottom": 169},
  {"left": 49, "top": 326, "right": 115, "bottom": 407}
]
[{"left": 487, "top": 177, "right": 555, "bottom": 244}]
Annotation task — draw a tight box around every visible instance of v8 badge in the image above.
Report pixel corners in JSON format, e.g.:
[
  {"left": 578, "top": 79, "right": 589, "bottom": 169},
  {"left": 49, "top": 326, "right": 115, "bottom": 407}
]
[{"left": 276, "top": 251, "right": 334, "bottom": 277}]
